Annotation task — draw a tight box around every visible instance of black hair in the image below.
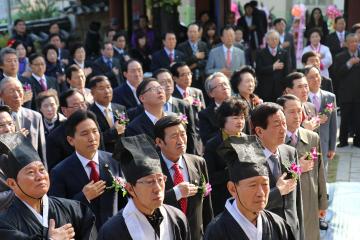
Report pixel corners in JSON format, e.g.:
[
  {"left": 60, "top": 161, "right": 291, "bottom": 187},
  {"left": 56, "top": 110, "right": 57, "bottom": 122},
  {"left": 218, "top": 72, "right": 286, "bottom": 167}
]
[
  {"left": 65, "top": 64, "right": 81, "bottom": 80},
  {"left": 88, "top": 75, "right": 110, "bottom": 89},
  {"left": 170, "top": 62, "right": 187, "bottom": 78},
  {"left": 136, "top": 78, "right": 158, "bottom": 100},
  {"left": 161, "top": 31, "right": 176, "bottom": 41},
  {"left": 250, "top": 102, "right": 283, "bottom": 131},
  {"left": 282, "top": 72, "right": 305, "bottom": 92},
  {"left": 220, "top": 25, "right": 235, "bottom": 36},
  {"left": 154, "top": 68, "right": 172, "bottom": 79},
  {"left": 59, "top": 89, "right": 84, "bottom": 108},
  {"left": 307, "top": 27, "right": 323, "bottom": 39},
  {"left": 9, "top": 40, "right": 27, "bottom": 51},
  {"left": 0, "top": 105, "right": 12, "bottom": 115},
  {"left": 65, "top": 110, "right": 99, "bottom": 137},
  {"left": 309, "top": 8, "right": 325, "bottom": 28},
  {"left": 301, "top": 51, "right": 319, "bottom": 64},
  {"left": 230, "top": 65, "right": 257, "bottom": 94},
  {"left": 113, "top": 31, "right": 128, "bottom": 42},
  {"left": 14, "top": 19, "right": 25, "bottom": 26},
  {"left": 273, "top": 18, "right": 287, "bottom": 26},
  {"left": 69, "top": 42, "right": 85, "bottom": 57},
  {"left": 48, "top": 33, "right": 62, "bottom": 42},
  {"left": 335, "top": 16, "right": 345, "bottom": 24},
  {"left": 276, "top": 94, "right": 301, "bottom": 108},
  {"left": 42, "top": 44, "right": 58, "bottom": 57},
  {"left": 154, "top": 115, "right": 184, "bottom": 141},
  {"left": 124, "top": 59, "right": 141, "bottom": 72},
  {"left": 28, "top": 53, "right": 44, "bottom": 64},
  {"left": 216, "top": 97, "right": 248, "bottom": 128}
]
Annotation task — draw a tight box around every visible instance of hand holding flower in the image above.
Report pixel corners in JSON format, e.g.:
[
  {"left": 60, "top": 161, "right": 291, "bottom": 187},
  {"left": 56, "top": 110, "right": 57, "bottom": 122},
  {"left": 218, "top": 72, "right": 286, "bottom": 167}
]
[{"left": 299, "top": 155, "right": 314, "bottom": 173}]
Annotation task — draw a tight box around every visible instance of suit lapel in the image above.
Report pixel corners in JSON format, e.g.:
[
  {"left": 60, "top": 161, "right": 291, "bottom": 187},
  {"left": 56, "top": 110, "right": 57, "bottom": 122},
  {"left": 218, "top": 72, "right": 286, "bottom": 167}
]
[
  {"left": 91, "top": 104, "right": 110, "bottom": 129},
  {"left": 183, "top": 154, "right": 200, "bottom": 215},
  {"left": 160, "top": 156, "right": 181, "bottom": 210},
  {"left": 125, "top": 84, "right": 137, "bottom": 106}
]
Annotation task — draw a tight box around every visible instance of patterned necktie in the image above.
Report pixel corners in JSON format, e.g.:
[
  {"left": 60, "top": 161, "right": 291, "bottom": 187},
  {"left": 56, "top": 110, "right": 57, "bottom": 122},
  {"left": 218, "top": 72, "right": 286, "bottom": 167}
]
[
  {"left": 312, "top": 95, "right": 321, "bottom": 113},
  {"left": 172, "top": 163, "right": 187, "bottom": 214},
  {"left": 169, "top": 52, "right": 174, "bottom": 63},
  {"left": 339, "top": 32, "right": 344, "bottom": 47},
  {"left": 226, "top": 48, "right": 231, "bottom": 68},
  {"left": 269, "top": 154, "right": 281, "bottom": 179},
  {"left": 88, "top": 161, "right": 99, "bottom": 182},
  {"left": 104, "top": 108, "right": 114, "bottom": 128},
  {"left": 12, "top": 113, "right": 21, "bottom": 131},
  {"left": 39, "top": 78, "right": 47, "bottom": 91},
  {"left": 271, "top": 48, "right": 276, "bottom": 56}
]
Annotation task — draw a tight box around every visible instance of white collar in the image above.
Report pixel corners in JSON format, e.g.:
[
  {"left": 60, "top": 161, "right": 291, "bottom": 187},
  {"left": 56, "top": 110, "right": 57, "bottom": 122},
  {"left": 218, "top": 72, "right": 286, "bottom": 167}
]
[
  {"left": 286, "top": 129, "right": 298, "bottom": 138},
  {"left": 32, "top": 73, "right": 46, "bottom": 81},
  {"left": 175, "top": 85, "right": 188, "bottom": 97},
  {"left": 126, "top": 81, "right": 137, "bottom": 91},
  {"left": 164, "top": 48, "right": 174, "bottom": 56},
  {"left": 74, "top": 59, "right": 85, "bottom": 68},
  {"left": 262, "top": 148, "right": 279, "bottom": 160},
  {"left": 20, "top": 194, "right": 49, "bottom": 228},
  {"left": 144, "top": 110, "right": 164, "bottom": 125},
  {"left": 95, "top": 101, "right": 112, "bottom": 113},
  {"left": 11, "top": 107, "right": 22, "bottom": 115},
  {"left": 167, "top": 96, "right": 173, "bottom": 105},
  {"left": 225, "top": 198, "right": 262, "bottom": 240},
  {"left": 309, "top": 91, "right": 321, "bottom": 100},
  {"left": 123, "top": 198, "right": 173, "bottom": 240},
  {"left": 223, "top": 45, "right": 233, "bottom": 53},
  {"left": 76, "top": 151, "right": 99, "bottom": 169},
  {"left": 161, "top": 152, "right": 185, "bottom": 171}
]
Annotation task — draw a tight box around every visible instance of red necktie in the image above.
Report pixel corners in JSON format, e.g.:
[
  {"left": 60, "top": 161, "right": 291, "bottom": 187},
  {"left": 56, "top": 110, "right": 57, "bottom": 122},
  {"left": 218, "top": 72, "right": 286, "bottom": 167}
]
[
  {"left": 39, "top": 78, "right": 47, "bottom": 91},
  {"left": 172, "top": 163, "right": 187, "bottom": 214},
  {"left": 88, "top": 161, "right": 99, "bottom": 182},
  {"left": 169, "top": 52, "right": 174, "bottom": 63},
  {"left": 302, "top": 109, "right": 307, "bottom": 123},
  {"left": 226, "top": 48, "right": 231, "bottom": 68}
]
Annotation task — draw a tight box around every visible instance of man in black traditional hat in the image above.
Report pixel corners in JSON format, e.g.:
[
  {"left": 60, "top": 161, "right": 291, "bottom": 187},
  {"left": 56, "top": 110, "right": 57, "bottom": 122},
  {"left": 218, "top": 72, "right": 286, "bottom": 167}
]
[
  {"left": 205, "top": 135, "right": 294, "bottom": 240},
  {"left": 0, "top": 132, "right": 97, "bottom": 239},
  {"left": 98, "top": 134, "right": 190, "bottom": 240}
]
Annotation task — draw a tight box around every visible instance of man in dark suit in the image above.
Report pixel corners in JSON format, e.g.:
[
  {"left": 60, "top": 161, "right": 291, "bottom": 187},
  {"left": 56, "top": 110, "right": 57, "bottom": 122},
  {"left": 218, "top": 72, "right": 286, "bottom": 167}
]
[
  {"left": 154, "top": 116, "right": 213, "bottom": 240},
  {"left": 93, "top": 42, "right": 124, "bottom": 88},
  {"left": 0, "top": 47, "right": 33, "bottom": 108},
  {"left": 155, "top": 68, "right": 200, "bottom": 155},
  {"left": 89, "top": 75, "right": 127, "bottom": 153},
  {"left": 49, "top": 110, "right": 127, "bottom": 230},
  {"left": 256, "top": 30, "right": 290, "bottom": 102},
  {"left": 251, "top": 102, "right": 304, "bottom": 240},
  {"left": 301, "top": 51, "right": 334, "bottom": 93},
  {"left": 46, "top": 89, "right": 87, "bottom": 170},
  {"left": 177, "top": 23, "right": 209, "bottom": 90},
  {"left": 333, "top": 33, "right": 360, "bottom": 147},
  {"left": 48, "top": 33, "right": 70, "bottom": 66},
  {"left": 283, "top": 72, "right": 319, "bottom": 132},
  {"left": 274, "top": 18, "right": 297, "bottom": 71},
  {"left": 326, "top": 16, "right": 348, "bottom": 95},
  {"left": 0, "top": 77, "right": 47, "bottom": 165},
  {"left": 112, "top": 31, "right": 130, "bottom": 70},
  {"left": 199, "top": 72, "right": 231, "bottom": 144},
  {"left": 151, "top": 31, "right": 185, "bottom": 72},
  {"left": 125, "top": 78, "right": 167, "bottom": 139},
  {"left": 112, "top": 59, "right": 142, "bottom": 109},
  {"left": 28, "top": 53, "right": 60, "bottom": 109}
]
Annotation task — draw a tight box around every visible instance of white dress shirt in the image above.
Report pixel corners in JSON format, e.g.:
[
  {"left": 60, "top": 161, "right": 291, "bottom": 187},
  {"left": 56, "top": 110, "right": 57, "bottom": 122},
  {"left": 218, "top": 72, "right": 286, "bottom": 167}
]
[
  {"left": 126, "top": 81, "right": 141, "bottom": 104},
  {"left": 76, "top": 151, "right": 100, "bottom": 179},
  {"left": 263, "top": 148, "right": 280, "bottom": 173},
  {"left": 162, "top": 152, "right": 189, "bottom": 201},
  {"left": 95, "top": 102, "right": 114, "bottom": 125},
  {"left": 175, "top": 85, "right": 189, "bottom": 98},
  {"left": 309, "top": 91, "right": 321, "bottom": 104},
  {"left": 20, "top": 194, "right": 49, "bottom": 228},
  {"left": 32, "top": 73, "right": 47, "bottom": 89}
]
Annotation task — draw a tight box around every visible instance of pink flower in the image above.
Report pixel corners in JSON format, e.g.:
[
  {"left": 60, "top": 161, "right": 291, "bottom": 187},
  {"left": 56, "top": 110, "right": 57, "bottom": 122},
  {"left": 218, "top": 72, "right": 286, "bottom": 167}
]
[
  {"left": 204, "top": 183, "right": 212, "bottom": 197},
  {"left": 311, "top": 147, "right": 318, "bottom": 161},
  {"left": 179, "top": 114, "right": 188, "bottom": 124},
  {"left": 324, "top": 103, "right": 334, "bottom": 114},
  {"left": 192, "top": 98, "right": 202, "bottom": 108},
  {"left": 23, "top": 83, "right": 32, "bottom": 92}
]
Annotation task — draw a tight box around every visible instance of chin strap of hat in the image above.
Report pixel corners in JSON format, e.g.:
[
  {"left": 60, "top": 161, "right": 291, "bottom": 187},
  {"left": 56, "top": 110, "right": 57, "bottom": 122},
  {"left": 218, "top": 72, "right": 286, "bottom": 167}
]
[
  {"left": 235, "top": 184, "right": 259, "bottom": 223},
  {"left": 15, "top": 179, "right": 43, "bottom": 200}
]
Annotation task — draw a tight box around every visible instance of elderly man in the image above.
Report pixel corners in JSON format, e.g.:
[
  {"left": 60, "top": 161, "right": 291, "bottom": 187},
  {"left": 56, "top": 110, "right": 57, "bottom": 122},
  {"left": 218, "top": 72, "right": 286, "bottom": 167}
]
[
  {"left": 199, "top": 72, "right": 231, "bottom": 144},
  {"left": 277, "top": 95, "right": 327, "bottom": 239},
  {"left": 98, "top": 134, "right": 190, "bottom": 239},
  {"left": 0, "top": 77, "right": 46, "bottom": 164},
  {"left": 206, "top": 26, "right": 245, "bottom": 78},
  {"left": 205, "top": 135, "right": 294, "bottom": 240},
  {"left": 250, "top": 102, "right": 304, "bottom": 240},
  {"left": 0, "top": 133, "right": 97, "bottom": 239},
  {"left": 0, "top": 48, "right": 32, "bottom": 107},
  {"left": 256, "top": 30, "right": 290, "bottom": 102}
]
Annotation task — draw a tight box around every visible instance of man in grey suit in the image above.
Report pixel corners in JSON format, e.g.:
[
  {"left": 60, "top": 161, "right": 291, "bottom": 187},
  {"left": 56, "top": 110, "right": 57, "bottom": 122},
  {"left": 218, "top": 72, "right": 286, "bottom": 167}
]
[
  {"left": 251, "top": 102, "right": 304, "bottom": 240},
  {"left": 0, "top": 77, "right": 46, "bottom": 165},
  {"left": 205, "top": 26, "right": 245, "bottom": 78},
  {"left": 305, "top": 65, "right": 337, "bottom": 172}
]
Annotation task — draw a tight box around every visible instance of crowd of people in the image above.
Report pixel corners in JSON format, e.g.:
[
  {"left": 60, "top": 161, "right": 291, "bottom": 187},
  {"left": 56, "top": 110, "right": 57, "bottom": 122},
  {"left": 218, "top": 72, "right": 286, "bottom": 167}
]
[{"left": 0, "top": 1, "right": 358, "bottom": 239}]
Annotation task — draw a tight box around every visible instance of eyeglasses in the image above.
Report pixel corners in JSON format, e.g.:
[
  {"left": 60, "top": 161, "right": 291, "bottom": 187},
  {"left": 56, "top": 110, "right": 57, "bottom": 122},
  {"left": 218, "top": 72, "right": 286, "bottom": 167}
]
[
  {"left": 141, "top": 86, "right": 165, "bottom": 94},
  {"left": 210, "top": 81, "right": 229, "bottom": 91},
  {"left": 136, "top": 175, "right": 167, "bottom": 187}
]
